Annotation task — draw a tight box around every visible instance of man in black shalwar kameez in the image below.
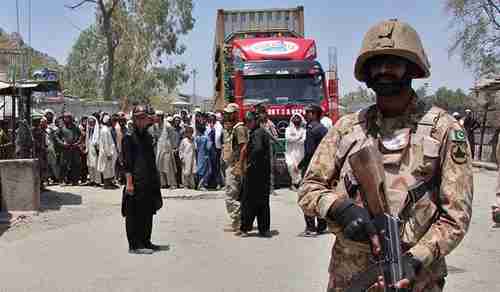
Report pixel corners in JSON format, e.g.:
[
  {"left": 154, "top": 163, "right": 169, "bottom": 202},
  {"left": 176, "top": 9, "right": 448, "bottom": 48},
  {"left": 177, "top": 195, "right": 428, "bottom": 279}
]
[
  {"left": 239, "top": 111, "right": 272, "bottom": 238},
  {"left": 122, "top": 106, "right": 164, "bottom": 254}
]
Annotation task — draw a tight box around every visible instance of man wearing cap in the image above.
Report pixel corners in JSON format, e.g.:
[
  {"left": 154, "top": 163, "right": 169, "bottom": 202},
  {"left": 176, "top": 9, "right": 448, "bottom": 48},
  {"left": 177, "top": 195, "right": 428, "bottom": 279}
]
[
  {"left": 222, "top": 103, "right": 248, "bottom": 233},
  {"left": 122, "top": 106, "right": 164, "bottom": 254},
  {"left": 298, "top": 19, "right": 472, "bottom": 291},
  {"left": 55, "top": 112, "right": 81, "bottom": 185},
  {"left": 298, "top": 104, "right": 328, "bottom": 237}
]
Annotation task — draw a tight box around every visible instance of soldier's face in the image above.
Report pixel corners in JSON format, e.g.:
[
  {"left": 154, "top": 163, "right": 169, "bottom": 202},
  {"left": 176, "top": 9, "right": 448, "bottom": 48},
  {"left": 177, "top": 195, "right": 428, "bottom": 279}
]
[{"left": 368, "top": 56, "right": 407, "bottom": 83}]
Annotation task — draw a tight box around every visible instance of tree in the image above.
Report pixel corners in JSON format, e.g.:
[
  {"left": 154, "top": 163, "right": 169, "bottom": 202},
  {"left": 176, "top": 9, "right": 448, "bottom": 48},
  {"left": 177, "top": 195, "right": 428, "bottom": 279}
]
[
  {"left": 66, "top": 0, "right": 194, "bottom": 100},
  {"left": 445, "top": 0, "right": 500, "bottom": 76},
  {"left": 65, "top": 25, "right": 104, "bottom": 99},
  {"left": 341, "top": 86, "right": 375, "bottom": 113},
  {"left": 430, "top": 86, "right": 470, "bottom": 112}
]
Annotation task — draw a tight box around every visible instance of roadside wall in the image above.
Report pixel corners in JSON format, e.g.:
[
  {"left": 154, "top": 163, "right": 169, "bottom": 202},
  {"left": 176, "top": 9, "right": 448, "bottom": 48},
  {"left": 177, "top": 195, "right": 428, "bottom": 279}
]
[{"left": 34, "top": 99, "right": 121, "bottom": 119}]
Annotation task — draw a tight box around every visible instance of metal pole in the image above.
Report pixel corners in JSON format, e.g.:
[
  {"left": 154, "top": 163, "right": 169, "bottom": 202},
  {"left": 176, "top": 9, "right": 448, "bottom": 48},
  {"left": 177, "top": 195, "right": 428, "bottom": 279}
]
[{"left": 192, "top": 68, "right": 198, "bottom": 105}]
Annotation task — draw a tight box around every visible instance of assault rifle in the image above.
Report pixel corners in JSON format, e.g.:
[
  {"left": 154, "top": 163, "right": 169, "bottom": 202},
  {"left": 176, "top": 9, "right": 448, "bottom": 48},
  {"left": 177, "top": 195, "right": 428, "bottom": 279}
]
[{"left": 346, "top": 145, "right": 414, "bottom": 292}]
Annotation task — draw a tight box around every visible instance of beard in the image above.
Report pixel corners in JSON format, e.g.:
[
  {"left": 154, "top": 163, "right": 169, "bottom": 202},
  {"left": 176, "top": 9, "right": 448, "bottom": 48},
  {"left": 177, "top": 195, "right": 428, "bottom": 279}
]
[{"left": 366, "top": 74, "right": 411, "bottom": 97}]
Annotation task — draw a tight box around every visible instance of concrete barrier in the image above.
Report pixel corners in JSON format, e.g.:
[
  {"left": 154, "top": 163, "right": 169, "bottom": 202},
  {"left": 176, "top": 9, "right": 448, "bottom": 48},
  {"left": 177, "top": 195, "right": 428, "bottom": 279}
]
[{"left": 0, "top": 159, "right": 40, "bottom": 211}]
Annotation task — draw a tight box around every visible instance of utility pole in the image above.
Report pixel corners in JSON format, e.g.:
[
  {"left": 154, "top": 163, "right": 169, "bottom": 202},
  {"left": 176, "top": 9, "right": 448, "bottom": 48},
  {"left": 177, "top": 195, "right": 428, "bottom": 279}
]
[{"left": 191, "top": 68, "right": 197, "bottom": 105}]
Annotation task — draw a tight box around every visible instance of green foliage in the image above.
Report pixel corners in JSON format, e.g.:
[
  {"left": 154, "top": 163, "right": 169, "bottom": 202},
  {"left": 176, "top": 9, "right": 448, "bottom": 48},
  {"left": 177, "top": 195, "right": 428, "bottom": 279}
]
[
  {"left": 341, "top": 86, "right": 375, "bottom": 113},
  {"left": 445, "top": 0, "right": 500, "bottom": 76},
  {"left": 426, "top": 86, "right": 471, "bottom": 112},
  {"left": 65, "top": 0, "right": 194, "bottom": 101},
  {"left": 64, "top": 25, "right": 103, "bottom": 99}
]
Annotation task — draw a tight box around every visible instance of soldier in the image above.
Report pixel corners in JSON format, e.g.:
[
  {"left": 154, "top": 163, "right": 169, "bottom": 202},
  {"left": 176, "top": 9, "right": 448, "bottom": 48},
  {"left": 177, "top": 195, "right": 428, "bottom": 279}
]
[
  {"left": 222, "top": 103, "right": 248, "bottom": 234},
  {"left": 298, "top": 19, "right": 473, "bottom": 291},
  {"left": 15, "top": 119, "right": 33, "bottom": 159},
  {"left": 0, "top": 119, "right": 13, "bottom": 159},
  {"left": 32, "top": 113, "right": 48, "bottom": 190},
  {"left": 44, "top": 109, "right": 61, "bottom": 184}
]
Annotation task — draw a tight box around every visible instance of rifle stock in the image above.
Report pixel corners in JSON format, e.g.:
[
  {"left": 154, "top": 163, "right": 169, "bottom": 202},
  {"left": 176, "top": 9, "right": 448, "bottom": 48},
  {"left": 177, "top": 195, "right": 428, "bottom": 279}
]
[
  {"left": 348, "top": 145, "right": 389, "bottom": 216},
  {"left": 347, "top": 145, "right": 407, "bottom": 292}
]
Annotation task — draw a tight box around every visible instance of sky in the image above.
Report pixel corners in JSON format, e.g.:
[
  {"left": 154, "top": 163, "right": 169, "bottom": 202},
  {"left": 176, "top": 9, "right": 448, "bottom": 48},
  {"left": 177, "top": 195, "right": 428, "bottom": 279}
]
[{"left": 0, "top": 0, "right": 475, "bottom": 98}]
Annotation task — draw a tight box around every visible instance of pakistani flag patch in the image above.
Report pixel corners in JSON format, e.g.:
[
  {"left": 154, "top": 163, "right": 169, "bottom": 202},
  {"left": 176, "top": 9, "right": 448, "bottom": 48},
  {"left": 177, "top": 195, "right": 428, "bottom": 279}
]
[{"left": 451, "top": 129, "right": 466, "bottom": 142}]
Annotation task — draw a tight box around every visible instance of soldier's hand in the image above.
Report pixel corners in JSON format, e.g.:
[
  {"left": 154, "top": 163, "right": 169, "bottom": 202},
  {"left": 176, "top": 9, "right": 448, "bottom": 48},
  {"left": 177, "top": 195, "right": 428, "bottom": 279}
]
[
  {"left": 370, "top": 276, "right": 411, "bottom": 291},
  {"left": 328, "top": 198, "right": 378, "bottom": 244}
]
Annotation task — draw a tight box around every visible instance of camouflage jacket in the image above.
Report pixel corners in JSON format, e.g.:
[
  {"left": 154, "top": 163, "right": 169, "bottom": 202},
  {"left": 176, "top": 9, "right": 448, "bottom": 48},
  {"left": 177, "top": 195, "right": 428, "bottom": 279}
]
[{"left": 298, "top": 98, "right": 473, "bottom": 290}]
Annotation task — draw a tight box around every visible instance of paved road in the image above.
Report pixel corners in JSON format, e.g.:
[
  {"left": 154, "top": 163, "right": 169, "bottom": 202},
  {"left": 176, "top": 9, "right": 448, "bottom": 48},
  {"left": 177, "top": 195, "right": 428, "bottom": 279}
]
[{"left": 0, "top": 168, "right": 499, "bottom": 291}]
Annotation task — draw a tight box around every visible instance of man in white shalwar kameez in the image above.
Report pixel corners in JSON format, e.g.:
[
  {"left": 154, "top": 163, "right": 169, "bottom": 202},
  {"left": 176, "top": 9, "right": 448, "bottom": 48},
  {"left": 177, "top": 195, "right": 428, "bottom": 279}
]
[
  {"left": 85, "top": 116, "right": 102, "bottom": 186},
  {"left": 156, "top": 117, "right": 178, "bottom": 189},
  {"left": 178, "top": 125, "right": 197, "bottom": 189},
  {"left": 285, "top": 113, "right": 306, "bottom": 190},
  {"left": 97, "top": 115, "right": 118, "bottom": 189}
]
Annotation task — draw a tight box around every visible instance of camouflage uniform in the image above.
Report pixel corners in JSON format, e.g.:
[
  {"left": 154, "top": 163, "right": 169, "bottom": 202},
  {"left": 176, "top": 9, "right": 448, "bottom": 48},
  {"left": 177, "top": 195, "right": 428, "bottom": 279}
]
[
  {"left": 299, "top": 19, "right": 473, "bottom": 292},
  {"left": 223, "top": 120, "right": 248, "bottom": 230},
  {"left": 15, "top": 120, "right": 33, "bottom": 159},
  {"left": 0, "top": 127, "right": 13, "bottom": 160},
  {"left": 32, "top": 125, "right": 48, "bottom": 181}
]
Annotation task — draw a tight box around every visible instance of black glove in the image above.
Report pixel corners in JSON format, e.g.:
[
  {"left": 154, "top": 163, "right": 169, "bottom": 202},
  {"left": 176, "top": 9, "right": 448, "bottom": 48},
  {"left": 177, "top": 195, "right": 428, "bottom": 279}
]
[{"left": 328, "top": 198, "right": 377, "bottom": 242}]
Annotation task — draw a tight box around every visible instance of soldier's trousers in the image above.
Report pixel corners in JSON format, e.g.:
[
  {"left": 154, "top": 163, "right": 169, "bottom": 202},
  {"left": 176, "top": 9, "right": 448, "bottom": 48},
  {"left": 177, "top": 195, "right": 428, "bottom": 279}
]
[
  {"left": 224, "top": 165, "right": 241, "bottom": 229},
  {"left": 125, "top": 212, "right": 153, "bottom": 250}
]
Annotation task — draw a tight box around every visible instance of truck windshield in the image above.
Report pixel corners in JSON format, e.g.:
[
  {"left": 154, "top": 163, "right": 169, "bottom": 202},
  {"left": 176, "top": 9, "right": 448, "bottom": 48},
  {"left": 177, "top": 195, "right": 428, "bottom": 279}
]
[{"left": 242, "top": 74, "right": 323, "bottom": 105}]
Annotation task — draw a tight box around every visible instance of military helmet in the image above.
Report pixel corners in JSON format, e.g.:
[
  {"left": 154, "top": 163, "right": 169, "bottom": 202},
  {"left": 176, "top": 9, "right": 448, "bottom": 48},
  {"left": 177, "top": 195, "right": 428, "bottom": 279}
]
[{"left": 354, "top": 19, "right": 430, "bottom": 82}]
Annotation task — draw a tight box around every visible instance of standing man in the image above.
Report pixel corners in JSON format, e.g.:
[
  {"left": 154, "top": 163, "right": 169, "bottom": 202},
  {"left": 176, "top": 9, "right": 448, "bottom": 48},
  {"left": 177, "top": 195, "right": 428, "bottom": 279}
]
[
  {"left": 55, "top": 112, "right": 81, "bottom": 186},
  {"left": 15, "top": 119, "right": 33, "bottom": 159},
  {"left": 299, "top": 19, "right": 473, "bottom": 291},
  {"left": 0, "top": 119, "right": 13, "bottom": 159},
  {"left": 85, "top": 116, "right": 101, "bottom": 186},
  {"left": 122, "top": 106, "right": 164, "bottom": 254},
  {"left": 256, "top": 104, "right": 278, "bottom": 195},
  {"left": 285, "top": 113, "right": 306, "bottom": 190},
  {"left": 222, "top": 103, "right": 248, "bottom": 233},
  {"left": 462, "top": 109, "right": 480, "bottom": 159},
  {"left": 172, "top": 115, "right": 184, "bottom": 187},
  {"left": 239, "top": 111, "right": 272, "bottom": 237},
  {"left": 214, "top": 112, "right": 225, "bottom": 189},
  {"left": 32, "top": 113, "right": 48, "bottom": 190},
  {"left": 44, "top": 109, "right": 61, "bottom": 184},
  {"left": 98, "top": 114, "right": 118, "bottom": 189},
  {"left": 493, "top": 131, "right": 500, "bottom": 225},
  {"left": 299, "top": 104, "right": 328, "bottom": 237}
]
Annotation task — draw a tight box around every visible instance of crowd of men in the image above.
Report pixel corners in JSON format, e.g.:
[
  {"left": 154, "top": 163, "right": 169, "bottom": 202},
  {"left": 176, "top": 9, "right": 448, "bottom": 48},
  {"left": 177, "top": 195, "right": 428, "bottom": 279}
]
[{"left": 0, "top": 108, "right": 229, "bottom": 192}]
